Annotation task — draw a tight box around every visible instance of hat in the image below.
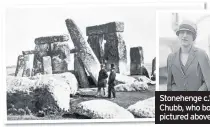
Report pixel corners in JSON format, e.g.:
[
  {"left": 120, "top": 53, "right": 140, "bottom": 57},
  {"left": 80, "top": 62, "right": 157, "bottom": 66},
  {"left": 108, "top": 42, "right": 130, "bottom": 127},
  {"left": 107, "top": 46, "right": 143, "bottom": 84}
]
[
  {"left": 111, "top": 64, "right": 115, "bottom": 69},
  {"left": 176, "top": 20, "right": 197, "bottom": 41}
]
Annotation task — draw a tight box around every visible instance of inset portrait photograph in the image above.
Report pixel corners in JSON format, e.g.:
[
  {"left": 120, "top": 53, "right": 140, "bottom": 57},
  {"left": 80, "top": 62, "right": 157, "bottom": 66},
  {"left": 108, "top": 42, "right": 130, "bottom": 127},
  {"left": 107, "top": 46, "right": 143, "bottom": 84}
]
[{"left": 159, "top": 11, "right": 210, "bottom": 91}]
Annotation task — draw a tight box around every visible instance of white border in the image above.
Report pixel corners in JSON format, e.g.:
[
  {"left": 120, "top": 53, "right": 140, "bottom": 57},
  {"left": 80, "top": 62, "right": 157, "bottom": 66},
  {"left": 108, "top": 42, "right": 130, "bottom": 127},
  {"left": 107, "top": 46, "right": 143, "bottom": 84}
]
[
  {"left": 6, "top": 118, "right": 155, "bottom": 124},
  {"left": 2, "top": 5, "right": 7, "bottom": 126},
  {"left": 2, "top": 1, "right": 206, "bottom": 9},
  {"left": 2, "top": 2, "right": 206, "bottom": 125}
]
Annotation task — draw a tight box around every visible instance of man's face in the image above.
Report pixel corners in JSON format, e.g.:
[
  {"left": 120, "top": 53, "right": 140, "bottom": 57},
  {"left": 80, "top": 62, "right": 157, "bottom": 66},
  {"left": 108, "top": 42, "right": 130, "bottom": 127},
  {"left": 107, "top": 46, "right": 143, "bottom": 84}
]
[{"left": 178, "top": 30, "right": 194, "bottom": 48}]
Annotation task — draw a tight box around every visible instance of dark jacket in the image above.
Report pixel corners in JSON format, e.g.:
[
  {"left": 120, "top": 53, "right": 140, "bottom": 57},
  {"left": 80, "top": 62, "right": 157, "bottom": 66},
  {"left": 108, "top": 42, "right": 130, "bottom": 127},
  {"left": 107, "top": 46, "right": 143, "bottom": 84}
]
[
  {"left": 167, "top": 46, "right": 210, "bottom": 91},
  {"left": 108, "top": 69, "right": 116, "bottom": 86},
  {"left": 98, "top": 69, "right": 108, "bottom": 87}
]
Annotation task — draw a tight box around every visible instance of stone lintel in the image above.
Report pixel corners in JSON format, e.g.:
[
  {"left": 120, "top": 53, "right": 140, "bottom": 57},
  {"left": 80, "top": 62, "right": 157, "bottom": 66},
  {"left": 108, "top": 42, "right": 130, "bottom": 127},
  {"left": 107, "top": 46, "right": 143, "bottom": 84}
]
[{"left": 86, "top": 22, "right": 124, "bottom": 36}]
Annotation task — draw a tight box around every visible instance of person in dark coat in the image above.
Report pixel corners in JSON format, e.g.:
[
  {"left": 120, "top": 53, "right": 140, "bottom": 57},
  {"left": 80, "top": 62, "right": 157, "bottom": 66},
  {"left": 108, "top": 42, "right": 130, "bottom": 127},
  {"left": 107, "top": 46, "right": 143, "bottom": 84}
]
[
  {"left": 108, "top": 64, "right": 116, "bottom": 98},
  {"left": 96, "top": 64, "right": 108, "bottom": 97}
]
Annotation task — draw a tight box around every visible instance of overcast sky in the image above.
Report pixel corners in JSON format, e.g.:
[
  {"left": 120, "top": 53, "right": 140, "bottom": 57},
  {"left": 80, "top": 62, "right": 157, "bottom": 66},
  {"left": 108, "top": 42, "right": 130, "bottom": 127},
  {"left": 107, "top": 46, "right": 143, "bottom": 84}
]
[{"left": 5, "top": 3, "right": 204, "bottom": 66}]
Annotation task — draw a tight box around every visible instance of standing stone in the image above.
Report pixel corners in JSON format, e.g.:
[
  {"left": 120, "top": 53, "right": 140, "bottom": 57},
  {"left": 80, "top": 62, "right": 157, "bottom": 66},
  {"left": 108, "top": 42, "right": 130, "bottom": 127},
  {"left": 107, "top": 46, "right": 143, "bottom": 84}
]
[
  {"left": 117, "top": 33, "right": 127, "bottom": 74},
  {"left": 34, "top": 43, "right": 50, "bottom": 74},
  {"left": 65, "top": 19, "right": 100, "bottom": 85},
  {"left": 104, "top": 33, "right": 118, "bottom": 72},
  {"left": 15, "top": 55, "right": 25, "bottom": 77},
  {"left": 43, "top": 56, "right": 52, "bottom": 74},
  {"left": 22, "top": 50, "right": 37, "bottom": 75},
  {"left": 152, "top": 57, "right": 156, "bottom": 76},
  {"left": 86, "top": 22, "right": 124, "bottom": 65},
  {"left": 87, "top": 34, "right": 104, "bottom": 63},
  {"left": 33, "top": 56, "right": 43, "bottom": 75},
  {"left": 74, "top": 54, "right": 90, "bottom": 88},
  {"left": 130, "top": 47, "right": 144, "bottom": 75},
  {"left": 34, "top": 43, "right": 50, "bottom": 57},
  {"left": 22, "top": 54, "right": 34, "bottom": 77},
  {"left": 51, "top": 42, "right": 71, "bottom": 73},
  {"left": 52, "top": 56, "right": 68, "bottom": 73},
  {"left": 104, "top": 32, "right": 127, "bottom": 74},
  {"left": 33, "top": 35, "right": 69, "bottom": 75}
]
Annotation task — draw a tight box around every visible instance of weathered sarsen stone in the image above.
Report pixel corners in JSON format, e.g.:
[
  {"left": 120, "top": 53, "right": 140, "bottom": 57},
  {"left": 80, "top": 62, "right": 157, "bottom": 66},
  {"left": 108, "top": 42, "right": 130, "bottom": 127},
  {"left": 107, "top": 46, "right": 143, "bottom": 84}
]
[
  {"left": 86, "top": 22, "right": 126, "bottom": 68},
  {"left": 34, "top": 35, "right": 69, "bottom": 45},
  {"left": 21, "top": 50, "right": 37, "bottom": 76},
  {"left": 34, "top": 43, "right": 50, "bottom": 74},
  {"left": 104, "top": 32, "right": 127, "bottom": 74},
  {"left": 33, "top": 35, "right": 69, "bottom": 75},
  {"left": 51, "top": 56, "right": 68, "bottom": 73},
  {"left": 152, "top": 57, "right": 156, "bottom": 76},
  {"left": 34, "top": 35, "right": 69, "bottom": 58},
  {"left": 22, "top": 50, "right": 37, "bottom": 55},
  {"left": 73, "top": 99, "right": 134, "bottom": 119},
  {"left": 7, "top": 72, "right": 78, "bottom": 112},
  {"left": 115, "top": 81, "right": 148, "bottom": 92},
  {"left": 130, "top": 46, "right": 144, "bottom": 75},
  {"left": 51, "top": 42, "right": 71, "bottom": 73},
  {"left": 22, "top": 54, "right": 34, "bottom": 77},
  {"left": 43, "top": 56, "right": 52, "bottom": 74},
  {"left": 86, "top": 22, "right": 124, "bottom": 36},
  {"left": 117, "top": 33, "right": 127, "bottom": 74},
  {"left": 87, "top": 34, "right": 104, "bottom": 63},
  {"left": 127, "top": 97, "right": 155, "bottom": 118},
  {"left": 65, "top": 19, "right": 100, "bottom": 85},
  {"left": 15, "top": 55, "right": 25, "bottom": 77},
  {"left": 74, "top": 54, "right": 90, "bottom": 88}
]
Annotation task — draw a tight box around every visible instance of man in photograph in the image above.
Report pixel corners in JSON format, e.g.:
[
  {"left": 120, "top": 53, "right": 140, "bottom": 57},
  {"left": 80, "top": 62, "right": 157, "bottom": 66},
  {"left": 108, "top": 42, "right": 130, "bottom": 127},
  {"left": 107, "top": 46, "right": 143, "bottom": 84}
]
[
  {"left": 108, "top": 64, "right": 116, "bottom": 98},
  {"left": 167, "top": 20, "right": 210, "bottom": 91}
]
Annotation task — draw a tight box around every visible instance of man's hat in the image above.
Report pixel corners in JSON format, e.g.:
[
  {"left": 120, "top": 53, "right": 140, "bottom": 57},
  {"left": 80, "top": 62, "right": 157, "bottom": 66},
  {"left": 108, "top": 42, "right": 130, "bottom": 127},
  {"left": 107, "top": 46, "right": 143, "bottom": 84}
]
[
  {"left": 111, "top": 64, "right": 115, "bottom": 69},
  {"left": 176, "top": 20, "right": 197, "bottom": 41}
]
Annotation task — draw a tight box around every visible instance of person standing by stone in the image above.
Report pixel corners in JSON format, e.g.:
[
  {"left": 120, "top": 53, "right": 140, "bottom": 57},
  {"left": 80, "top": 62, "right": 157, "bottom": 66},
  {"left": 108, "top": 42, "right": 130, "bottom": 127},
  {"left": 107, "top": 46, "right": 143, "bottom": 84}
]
[
  {"left": 108, "top": 64, "right": 116, "bottom": 98},
  {"left": 96, "top": 64, "right": 108, "bottom": 97}
]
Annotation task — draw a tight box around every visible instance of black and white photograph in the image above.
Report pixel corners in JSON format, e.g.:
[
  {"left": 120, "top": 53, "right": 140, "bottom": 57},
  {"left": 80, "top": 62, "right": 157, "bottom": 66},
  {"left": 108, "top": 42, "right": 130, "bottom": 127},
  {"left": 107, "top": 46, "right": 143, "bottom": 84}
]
[
  {"left": 4, "top": 3, "right": 205, "bottom": 123},
  {"left": 159, "top": 11, "right": 210, "bottom": 91}
]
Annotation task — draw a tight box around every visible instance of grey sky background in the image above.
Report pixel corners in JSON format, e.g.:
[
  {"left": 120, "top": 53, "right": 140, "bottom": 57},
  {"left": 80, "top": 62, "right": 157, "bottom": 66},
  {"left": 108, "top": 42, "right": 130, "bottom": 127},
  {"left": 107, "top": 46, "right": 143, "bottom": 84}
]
[{"left": 5, "top": 3, "right": 204, "bottom": 66}]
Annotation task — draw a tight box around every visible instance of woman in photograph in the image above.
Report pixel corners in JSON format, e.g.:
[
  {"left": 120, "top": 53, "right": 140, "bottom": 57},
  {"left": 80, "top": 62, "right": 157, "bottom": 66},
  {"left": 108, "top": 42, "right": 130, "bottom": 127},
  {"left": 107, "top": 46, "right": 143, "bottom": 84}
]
[{"left": 167, "top": 20, "right": 210, "bottom": 91}]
